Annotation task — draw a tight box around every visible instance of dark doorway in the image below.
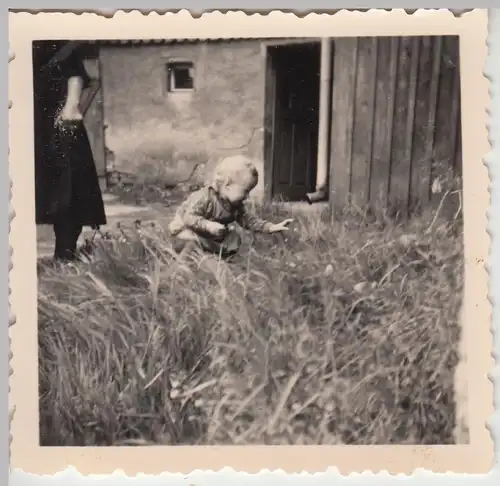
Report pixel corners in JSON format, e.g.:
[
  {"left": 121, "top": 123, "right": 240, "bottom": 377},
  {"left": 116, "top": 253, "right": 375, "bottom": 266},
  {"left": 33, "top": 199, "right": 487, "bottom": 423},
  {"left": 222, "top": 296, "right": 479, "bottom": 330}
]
[{"left": 265, "top": 42, "right": 321, "bottom": 201}]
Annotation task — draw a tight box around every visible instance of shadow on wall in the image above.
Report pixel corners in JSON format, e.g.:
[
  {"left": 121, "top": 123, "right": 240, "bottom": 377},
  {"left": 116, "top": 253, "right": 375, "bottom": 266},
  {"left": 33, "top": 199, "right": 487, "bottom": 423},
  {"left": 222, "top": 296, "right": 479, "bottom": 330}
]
[{"left": 105, "top": 120, "right": 265, "bottom": 199}]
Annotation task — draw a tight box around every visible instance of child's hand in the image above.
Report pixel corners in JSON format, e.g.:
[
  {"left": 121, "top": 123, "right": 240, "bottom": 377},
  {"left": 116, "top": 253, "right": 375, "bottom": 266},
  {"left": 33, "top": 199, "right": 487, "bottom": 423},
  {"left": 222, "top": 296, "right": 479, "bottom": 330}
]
[
  {"left": 269, "top": 218, "right": 294, "bottom": 233},
  {"left": 206, "top": 221, "right": 228, "bottom": 237}
]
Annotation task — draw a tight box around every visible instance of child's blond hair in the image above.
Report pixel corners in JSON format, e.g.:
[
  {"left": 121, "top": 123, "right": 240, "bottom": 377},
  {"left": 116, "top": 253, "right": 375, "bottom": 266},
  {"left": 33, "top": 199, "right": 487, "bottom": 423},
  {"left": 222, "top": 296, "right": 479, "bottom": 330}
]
[{"left": 210, "top": 155, "right": 259, "bottom": 193}]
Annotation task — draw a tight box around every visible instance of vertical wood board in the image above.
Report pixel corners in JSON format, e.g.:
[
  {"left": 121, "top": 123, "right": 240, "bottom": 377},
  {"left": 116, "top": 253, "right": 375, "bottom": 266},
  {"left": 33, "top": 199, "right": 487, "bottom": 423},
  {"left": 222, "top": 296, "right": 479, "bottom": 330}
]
[
  {"left": 350, "top": 37, "right": 378, "bottom": 208},
  {"left": 329, "top": 38, "right": 359, "bottom": 212},
  {"left": 369, "top": 37, "right": 399, "bottom": 209}
]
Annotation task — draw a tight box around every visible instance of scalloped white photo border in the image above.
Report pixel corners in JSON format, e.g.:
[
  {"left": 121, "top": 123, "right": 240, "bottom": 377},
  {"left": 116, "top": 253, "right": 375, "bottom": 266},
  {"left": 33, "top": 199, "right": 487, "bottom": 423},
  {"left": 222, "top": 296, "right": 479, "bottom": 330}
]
[{"left": 7, "top": 8, "right": 496, "bottom": 480}]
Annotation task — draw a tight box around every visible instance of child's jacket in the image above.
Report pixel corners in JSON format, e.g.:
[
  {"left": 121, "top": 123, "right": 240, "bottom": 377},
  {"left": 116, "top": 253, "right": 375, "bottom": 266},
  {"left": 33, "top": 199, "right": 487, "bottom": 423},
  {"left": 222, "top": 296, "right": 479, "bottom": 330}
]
[{"left": 169, "top": 186, "right": 273, "bottom": 236}]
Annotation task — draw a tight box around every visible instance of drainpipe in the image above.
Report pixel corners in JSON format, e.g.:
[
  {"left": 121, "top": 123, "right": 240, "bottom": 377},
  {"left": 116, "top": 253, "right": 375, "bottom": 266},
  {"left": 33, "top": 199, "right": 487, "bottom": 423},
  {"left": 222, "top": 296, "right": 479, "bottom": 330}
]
[{"left": 306, "top": 37, "right": 332, "bottom": 204}]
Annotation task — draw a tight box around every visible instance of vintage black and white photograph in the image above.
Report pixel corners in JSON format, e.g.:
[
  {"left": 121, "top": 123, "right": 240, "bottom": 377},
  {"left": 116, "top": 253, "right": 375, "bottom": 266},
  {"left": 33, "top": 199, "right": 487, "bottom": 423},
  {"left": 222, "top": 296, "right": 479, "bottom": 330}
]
[{"left": 33, "top": 33, "right": 467, "bottom": 448}]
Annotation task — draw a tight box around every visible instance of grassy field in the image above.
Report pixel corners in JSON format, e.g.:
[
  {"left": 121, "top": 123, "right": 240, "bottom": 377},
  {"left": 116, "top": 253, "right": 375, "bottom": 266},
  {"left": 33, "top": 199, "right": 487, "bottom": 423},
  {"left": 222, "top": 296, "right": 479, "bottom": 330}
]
[{"left": 38, "top": 191, "right": 464, "bottom": 446}]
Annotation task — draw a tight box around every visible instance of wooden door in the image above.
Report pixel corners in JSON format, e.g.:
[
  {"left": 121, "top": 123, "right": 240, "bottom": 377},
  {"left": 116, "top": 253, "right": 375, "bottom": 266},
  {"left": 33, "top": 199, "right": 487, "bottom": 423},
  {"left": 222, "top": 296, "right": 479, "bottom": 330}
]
[
  {"left": 81, "top": 48, "right": 107, "bottom": 192},
  {"left": 271, "top": 43, "right": 320, "bottom": 201}
]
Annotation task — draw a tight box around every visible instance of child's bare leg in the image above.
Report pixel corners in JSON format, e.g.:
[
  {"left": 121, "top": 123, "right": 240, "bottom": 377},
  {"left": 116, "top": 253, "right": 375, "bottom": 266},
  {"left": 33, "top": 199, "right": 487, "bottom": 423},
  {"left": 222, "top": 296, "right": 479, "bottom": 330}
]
[
  {"left": 192, "top": 229, "right": 242, "bottom": 259},
  {"left": 172, "top": 228, "right": 241, "bottom": 260},
  {"left": 172, "top": 229, "right": 202, "bottom": 256}
]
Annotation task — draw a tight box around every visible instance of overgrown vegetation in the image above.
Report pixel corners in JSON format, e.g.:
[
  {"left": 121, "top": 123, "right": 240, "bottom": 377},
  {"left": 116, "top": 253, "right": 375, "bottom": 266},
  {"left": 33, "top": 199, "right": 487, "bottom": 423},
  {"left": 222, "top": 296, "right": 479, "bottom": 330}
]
[{"left": 38, "top": 196, "right": 463, "bottom": 446}]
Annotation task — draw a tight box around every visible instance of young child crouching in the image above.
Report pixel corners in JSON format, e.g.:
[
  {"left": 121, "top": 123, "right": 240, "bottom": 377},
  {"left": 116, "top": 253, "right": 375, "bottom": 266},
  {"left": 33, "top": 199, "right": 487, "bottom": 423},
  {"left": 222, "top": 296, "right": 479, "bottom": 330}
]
[{"left": 168, "top": 156, "right": 293, "bottom": 258}]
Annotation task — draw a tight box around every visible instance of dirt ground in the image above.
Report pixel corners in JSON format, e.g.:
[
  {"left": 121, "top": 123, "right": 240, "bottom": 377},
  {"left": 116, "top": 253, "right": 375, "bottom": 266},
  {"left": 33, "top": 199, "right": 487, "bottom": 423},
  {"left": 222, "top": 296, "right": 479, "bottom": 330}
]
[{"left": 36, "top": 193, "right": 168, "bottom": 258}]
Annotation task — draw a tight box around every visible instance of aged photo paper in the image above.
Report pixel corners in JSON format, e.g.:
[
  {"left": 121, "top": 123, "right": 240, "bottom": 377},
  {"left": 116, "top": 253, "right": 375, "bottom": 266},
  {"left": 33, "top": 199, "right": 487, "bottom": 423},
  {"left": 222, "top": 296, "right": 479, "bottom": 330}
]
[{"left": 8, "top": 8, "right": 493, "bottom": 475}]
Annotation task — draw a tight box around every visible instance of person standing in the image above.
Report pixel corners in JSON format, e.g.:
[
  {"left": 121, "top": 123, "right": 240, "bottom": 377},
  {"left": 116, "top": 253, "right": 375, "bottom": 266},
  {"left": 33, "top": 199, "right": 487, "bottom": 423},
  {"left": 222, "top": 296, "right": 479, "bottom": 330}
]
[{"left": 33, "top": 40, "right": 107, "bottom": 262}]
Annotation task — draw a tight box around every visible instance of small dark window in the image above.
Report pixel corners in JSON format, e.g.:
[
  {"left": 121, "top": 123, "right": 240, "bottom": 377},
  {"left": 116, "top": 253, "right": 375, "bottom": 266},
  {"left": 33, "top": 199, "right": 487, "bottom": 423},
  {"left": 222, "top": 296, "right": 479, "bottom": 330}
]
[{"left": 166, "top": 62, "right": 194, "bottom": 92}]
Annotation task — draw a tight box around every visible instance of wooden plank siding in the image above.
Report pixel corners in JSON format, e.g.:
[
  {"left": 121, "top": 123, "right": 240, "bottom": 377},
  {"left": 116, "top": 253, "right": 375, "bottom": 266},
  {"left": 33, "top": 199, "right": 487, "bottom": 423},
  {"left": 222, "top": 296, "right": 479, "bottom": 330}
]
[
  {"left": 329, "top": 35, "right": 462, "bottom": 217},
  {"left": 329, "top": 38, "right": 358, "bottom": 211},
  {"left": 369, "top": 37, "right": 399, "bottom": 209},
  {"left": 431, "top": 36, "right": 461, "bottom": 207},
  {"left": 410, "top": 36, "right": 441, "bottom": 209},
  {"left": 389, "top": 36, "right": 419, "bottom": 213},
  {"left": 350, "top": 37, "right": 378, "bottom": 209}
]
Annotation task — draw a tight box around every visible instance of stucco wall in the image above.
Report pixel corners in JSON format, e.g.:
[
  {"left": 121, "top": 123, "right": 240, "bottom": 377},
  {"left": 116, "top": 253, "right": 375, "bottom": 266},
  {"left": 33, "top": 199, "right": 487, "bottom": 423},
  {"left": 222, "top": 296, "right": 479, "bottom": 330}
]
[{"left": 100, "top": 41, "right": 266, "bottom": 199}]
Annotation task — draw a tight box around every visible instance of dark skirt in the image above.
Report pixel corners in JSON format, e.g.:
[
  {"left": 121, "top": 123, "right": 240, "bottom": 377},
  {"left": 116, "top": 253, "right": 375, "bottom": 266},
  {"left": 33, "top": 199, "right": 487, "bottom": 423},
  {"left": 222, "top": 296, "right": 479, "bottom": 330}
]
[{"left": 35, "top": 118, "right": 107, "bottom": 227}]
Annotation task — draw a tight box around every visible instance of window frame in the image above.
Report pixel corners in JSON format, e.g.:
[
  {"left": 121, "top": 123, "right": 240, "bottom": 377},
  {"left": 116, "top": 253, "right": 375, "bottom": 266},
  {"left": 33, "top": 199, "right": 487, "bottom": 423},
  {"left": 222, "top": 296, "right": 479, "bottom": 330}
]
[{"left": 165, "top": 60, "right": 195, "bottom": 93}]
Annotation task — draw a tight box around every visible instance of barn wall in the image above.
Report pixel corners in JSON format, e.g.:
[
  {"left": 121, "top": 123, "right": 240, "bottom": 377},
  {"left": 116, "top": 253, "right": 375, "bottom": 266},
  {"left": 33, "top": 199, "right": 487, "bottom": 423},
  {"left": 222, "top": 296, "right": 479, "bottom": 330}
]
[
  {"left": 329, "top": 35, "right": 462, "bottom": 216},
  {"left": 99, "top": 41, "right": 266, "bottom": 198}
]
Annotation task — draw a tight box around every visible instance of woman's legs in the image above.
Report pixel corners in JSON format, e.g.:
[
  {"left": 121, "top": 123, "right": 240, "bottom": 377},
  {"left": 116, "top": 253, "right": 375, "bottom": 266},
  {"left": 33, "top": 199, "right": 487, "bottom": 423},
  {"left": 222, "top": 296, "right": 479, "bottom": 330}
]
[{"left": 53, "top": 211, "right": 83, "bottom": 261}]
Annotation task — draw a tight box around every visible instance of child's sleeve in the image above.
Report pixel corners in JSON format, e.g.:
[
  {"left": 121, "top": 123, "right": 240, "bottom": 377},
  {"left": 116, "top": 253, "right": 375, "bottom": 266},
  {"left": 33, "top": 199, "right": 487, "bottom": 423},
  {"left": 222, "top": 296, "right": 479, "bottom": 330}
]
[
  {"left": 180, "top": 189, "right": 215, "bottom": 233},
  {"left": 237, "top": 204, "right": 274, "bottom": 233}
]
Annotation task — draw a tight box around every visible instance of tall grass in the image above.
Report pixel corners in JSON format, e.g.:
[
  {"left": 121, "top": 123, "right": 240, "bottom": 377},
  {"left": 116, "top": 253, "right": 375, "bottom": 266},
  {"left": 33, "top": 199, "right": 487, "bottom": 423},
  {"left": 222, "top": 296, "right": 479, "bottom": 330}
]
[{"left": 38, "top": 203, "right": 463, "bottom": 446}]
